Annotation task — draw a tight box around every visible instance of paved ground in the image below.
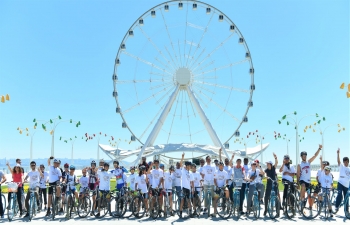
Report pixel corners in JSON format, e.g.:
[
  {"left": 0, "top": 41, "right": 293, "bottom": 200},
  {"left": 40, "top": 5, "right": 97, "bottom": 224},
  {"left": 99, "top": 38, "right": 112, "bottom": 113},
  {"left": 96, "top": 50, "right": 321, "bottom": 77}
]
[{"left": 0, "top": 208, "right": 348, "bottom": 224}]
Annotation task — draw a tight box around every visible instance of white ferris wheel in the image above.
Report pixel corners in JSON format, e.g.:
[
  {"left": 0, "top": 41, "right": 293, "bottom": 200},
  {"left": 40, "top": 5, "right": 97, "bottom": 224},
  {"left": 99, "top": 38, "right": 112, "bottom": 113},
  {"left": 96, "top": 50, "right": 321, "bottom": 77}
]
[{"left": 112, "top": 0, "right": 255, "bottom": 163}]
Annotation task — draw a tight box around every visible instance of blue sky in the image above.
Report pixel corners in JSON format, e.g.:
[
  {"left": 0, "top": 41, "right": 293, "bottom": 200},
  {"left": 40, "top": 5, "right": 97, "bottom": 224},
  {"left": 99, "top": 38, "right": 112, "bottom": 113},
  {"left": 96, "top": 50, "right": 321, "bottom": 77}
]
[{"left": 0, "top": 0, "right": 349, "bottom": 165}]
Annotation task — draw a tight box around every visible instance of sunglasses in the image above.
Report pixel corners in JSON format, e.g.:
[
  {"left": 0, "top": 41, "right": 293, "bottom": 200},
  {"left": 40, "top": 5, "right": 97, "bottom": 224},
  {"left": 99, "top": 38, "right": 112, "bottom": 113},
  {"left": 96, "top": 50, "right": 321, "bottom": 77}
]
[{"left": 30, "top": 165, "right": 36, "bottom": 167}]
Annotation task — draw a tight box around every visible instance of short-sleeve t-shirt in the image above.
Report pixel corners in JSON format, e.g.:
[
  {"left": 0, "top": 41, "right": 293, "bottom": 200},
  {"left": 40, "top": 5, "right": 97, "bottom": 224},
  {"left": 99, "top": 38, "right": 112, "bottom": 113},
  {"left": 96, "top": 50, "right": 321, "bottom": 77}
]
[
  {"left": 319, "top": 173, "right": 333, "bottom": 188},
  {"left": 151, "top": 169, "right": 164, "bottom": 188},
  {"left": 0, "top": 171, "right": 4, "bottom": 181},
  {"left": 214, "top": 170, "right": 228, "bottom": 188},
  {"left": 265, "top": 166, "right": 276, "bottom": 185},
  {"left": 39, "top": 171, "right": 49, "bottom": 188},
  {"left": 136, "top": 174, "right": 148, "bottom": 194},
  {"left": 128, "top": 173, "right": 137, "bottom": 191},
  {"left": 281, "top": 164, "right": 295, "bottom": 182},
  {"left": 65, "top": 174, "right": 76, "bottom": 189},
  {"left": 164, "top": 171, "right": 174, "bottom": 191},
  {"left": 192, "top": 171, "right": 202, "bottom": 191},
  {"left": 181, "top": 168, "right": 193, "bottom": 190},
  {"left": 111, "top": 168, "right": 125, "bottom": 185},
  {"left": 27, "top": 171, "right": 41, "bottom": 187},
  {"left": 173, "top": 169, "right": 182, "bottom": 187},
  {"left": 338, "top": 164, "right": 350, "bottom": 187},
  {"left": 49, "top": 166, "right": 62, "bottom": 183},
  {"left": 79, "top": 176, "right": 89, "bottom": 189},
  {"left": 248, "top": 169, "right": 260, "bottom": 185},
  {"left": 97, "top": 171, "right": 115, "bottom": 191},
  {"left": 201, "top": 165, "right": 215, "bottom": 186}
]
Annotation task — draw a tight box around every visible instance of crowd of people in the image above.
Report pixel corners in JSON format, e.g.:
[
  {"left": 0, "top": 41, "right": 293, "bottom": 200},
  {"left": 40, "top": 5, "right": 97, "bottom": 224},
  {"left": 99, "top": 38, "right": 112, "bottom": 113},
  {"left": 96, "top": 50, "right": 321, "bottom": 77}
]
[{"left": 0, "top": 145, "right": 349, "bottom": 220}]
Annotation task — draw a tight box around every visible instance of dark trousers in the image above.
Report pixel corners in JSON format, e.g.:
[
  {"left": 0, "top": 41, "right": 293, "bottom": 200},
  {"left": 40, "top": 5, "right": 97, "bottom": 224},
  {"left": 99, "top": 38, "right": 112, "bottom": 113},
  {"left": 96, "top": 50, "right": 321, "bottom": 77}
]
[
  {"left": 264, "top": 183, "right": 278, "bottom": 210},
  {"left": 0, "top": 185, "right": 4, "bottom": 216},
  {"left": 335, "top": 182, "right": 348, "bottom": 208},
  {"left": 229, "top": 183, "right": 234, "bottom": 201},
  {"left": 240, "top": 183, "right": 249, "bottom": 212},
  {"left": 40, "top": 188, "right": 48, "bottom": 205},
  {"left": 8, "top": 187, "right": 24, "bottom": 213},
  {"left": 282, "top": 179, "right": 294, "bottom": 206}
]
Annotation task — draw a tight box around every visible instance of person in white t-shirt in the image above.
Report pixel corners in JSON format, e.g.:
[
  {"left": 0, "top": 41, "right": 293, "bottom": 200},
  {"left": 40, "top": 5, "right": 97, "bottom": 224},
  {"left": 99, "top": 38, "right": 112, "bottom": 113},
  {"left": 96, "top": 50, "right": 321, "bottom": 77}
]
[
  {"left": 23, "top": 161, "right": 43, "bottom": 218},
  {"left": 135, "top": 166, "right": 149, "bottom": 214},
  {"left": 38, "top": 164, "right": 49, "bottom": 211},
  {"left": 78, "top": 168, "right": 89, "bottom": 197},
  {"left": 63, "top": 165, "right": 79, "bottom": 219},
  {"left": 148, "top": 159, "right": 164, "bottom": 212},
  {"left": 212, "top": 161, "right": 229, "bottom": 217},
  {"left": 163, "top": 165, "right": 175, "bottom": 215},
  {"left": 96, "top": 163, "right": 115, "bottom": 217},
  {"left": 174, "top": 161, "right": 183, "bottom": 199},
  {"left": 128, "top": 166, "right": 137, "bottom": 191},
  {"left": 179, "top": 154, "right": 194, "bottom": 218},
  {"left": 318, "top": 166, "right": 333, "bottom": 217},
  {"left": 246, "top": 162, "right": 261, "bottom": 214},
  {"left": 46, "top": 156, "right": 62, "bottom": 217},
  {"left": 279, "top": 155, "right": 296, "bottom": 207},
  {"left": 335, "top": 148, "right": 350, "bottom": 212},
  {"left": 201, "top": 155, "right": 215, "bottom": 214}
]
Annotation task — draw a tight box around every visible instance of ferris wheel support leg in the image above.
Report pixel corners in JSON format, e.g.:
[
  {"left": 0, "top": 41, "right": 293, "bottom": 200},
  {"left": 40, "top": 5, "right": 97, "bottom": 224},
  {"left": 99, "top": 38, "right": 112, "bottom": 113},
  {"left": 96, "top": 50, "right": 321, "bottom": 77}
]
[
  {"left": 132, "top": 85, "right": 180, "bottom": 166},
  {"left": 186, "top": 87, "right": 230, "bottom": 159}
]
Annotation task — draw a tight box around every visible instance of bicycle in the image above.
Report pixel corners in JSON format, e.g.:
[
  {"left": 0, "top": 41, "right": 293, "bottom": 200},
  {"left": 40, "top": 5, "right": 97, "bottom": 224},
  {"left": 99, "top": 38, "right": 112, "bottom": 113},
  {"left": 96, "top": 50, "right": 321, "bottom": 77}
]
[
  {"left": 176, "top": 189, "right": 193, "bottom": 219},
  {"left": 162, "top": 188, "right": 174, "bottom": 218},
  {"left": 48, "top": 182, "right": 60, "bottom": 220},
  {"left": 330, "top": 187, "right": 350, "bottom": 219},
  {"left": 203, "top": 181, "right": 213, "bottom": 218},
  {"left": 131, "top": 189, "right": 148, "bottom": 218},
  {"left": 232, "top": 178, "right": 243, "bottom": 219},
  {"left": 247, "top": 183, "right": 260, "bottom": 219},
  {"left": 282, "top": 180, "right": 298, "bottom": 219},
  {"left": 215, "top": 186, "right": 232, "bottom": 219},
  {"left": 149, "top": 188, "right": 162, "bottom": 219},
  {"left": 77, "top": 187, "right": 91, "bottom": 218},
  {"left": 27, "top": 183, "right": 39, "bottom": 221},
  {"left": 266, "top": 177, "right": 280, "bottom": 219},
  {"left": 115, "top": 187, "right": 134, "bottom": 218},
  {"left": 6, "top": 182, "right": 20, "bottom": 222},
  {"left": 92, "top": 186, "right": 110, "bottom": 218},
  {"left": 243, "top": 180, "right": 250, "bottom": 213},
  {"left": 63, "top": 182, "right": 79, "bottom": 219},
  {"left": 319, "top": 187, "right": 332, "bottom": 219},
  {"left": 300, "top": 184, "right": 320, "bottom": 220},
  {"left": 0, "top": 185, "right": 6, "bottom": 215},
  {"left": 192, "top": 187, "right": 202, "bottom": 217}
]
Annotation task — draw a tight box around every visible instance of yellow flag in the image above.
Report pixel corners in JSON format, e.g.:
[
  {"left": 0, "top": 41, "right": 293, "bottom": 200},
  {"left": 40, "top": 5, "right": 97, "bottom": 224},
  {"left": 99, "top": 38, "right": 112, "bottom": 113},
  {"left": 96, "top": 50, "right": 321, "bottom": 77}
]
[{"left": 340, "top": 83, "right": 345, "bottom": 89}]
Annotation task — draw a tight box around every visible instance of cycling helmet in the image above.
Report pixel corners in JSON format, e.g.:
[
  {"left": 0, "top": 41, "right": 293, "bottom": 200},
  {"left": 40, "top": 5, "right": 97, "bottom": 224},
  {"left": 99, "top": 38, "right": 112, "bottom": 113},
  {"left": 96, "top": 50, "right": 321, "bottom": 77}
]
[
  {"left": 53, "top": 159, "right": 59, "bottom": 163},
  {"left": 69, "top": 165, "right": 75, "bottom": 170},
  {"left": 130, "top": 166, "right": 135, "bottom": 170},
  {"left": 104, "top": 162, "right": 110, "bottom": 167},
  {"left": 58, "top": 160, "right": 61, "bottom": 164},
  {"left": 91, "top": 160, "right": 96, "bottom": 165},
  {"left": 300, "top": 151, "right": 307, "bottom": 156},
  {"left": 139, "top": 166, "right": 146, "bottom": 171},
  {"left": 64, "top": 163, "right": 69, "bottom": 168},
  {"left": 154, "top": 159, "right": 159, "bottom": 163},
  {"left": 159, "top": 164, "right": 164, "bottom": 168},
  {"left": 324, "top": 166, "right": 331, "bottom": 171},
  {"left": 218, "top": 161, "right": 224, "bottom": 166},
  {"left": 191, "top": 163, "right": 197, "bottom": 168},
  {"left": 185, "top": 161, "right": 192, "bottom": 166}
]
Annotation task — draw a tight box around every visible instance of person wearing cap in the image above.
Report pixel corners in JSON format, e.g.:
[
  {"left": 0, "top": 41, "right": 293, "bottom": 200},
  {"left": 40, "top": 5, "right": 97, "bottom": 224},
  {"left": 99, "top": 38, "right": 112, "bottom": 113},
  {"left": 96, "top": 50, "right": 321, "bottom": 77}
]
[
  {"left": 163, "top": 165, "right": 175, "bottom": 216},
  {"left": 246, "top": 161, "right": 262, "bottom": 214},
  {"left": 253, "top": 159, "right": 265, "bottom": 205},
  {"left": 111, "top": 160, "right": 127, "bottom": 194},
  {"left": 297, "top": 144, "right": 322, "bottom": 208},
  {"left": 263, "top": 153, "right": 278, "bottom": 216},
  {"left": 201, "top": 155, "right": 215, "bottom": 214},
  {"left": 279, "top": 154, "right": 296, "bottom": 209},
  {"left": 96, "top": 162, "right": 115, "bottom": 217},
  {"left": 335, "top": 148, "right": 350, "bottom": 213},
  {"left": 46, "top": 156, "right": 62, "bottom": 217},
  {"left": 39, "top": 164, "right": 49, "bottom": 210},
  {"left": 318, "top": 166, "right": 334, "bottom": 217},
  {"left": 179, "top": 153, "right": 194, "bottom": 218},
  {"left": 212, "top": 161, "right": 229, "bottom": 217}
]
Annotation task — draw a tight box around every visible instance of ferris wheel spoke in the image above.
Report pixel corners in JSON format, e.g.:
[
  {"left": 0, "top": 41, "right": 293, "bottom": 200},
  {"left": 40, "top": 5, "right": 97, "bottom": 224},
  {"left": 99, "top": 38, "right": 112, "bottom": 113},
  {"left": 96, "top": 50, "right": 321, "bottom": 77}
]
[
  {"left": 183, "top": 2, "right": 189, "bottom": 69},
  {"left": 160, "top": 9, "right": 181, "bottom": 68},
  {"left": 192, "top": 60, "right": 215, "bottom": 74},
  {"left": 192, "top": 83, "right": 216, "bottom": 95},
  {"left": 137, "top": 26, "right": 177, "bottom": 72},
  {"left": 194, "top": 59, "right": 250, "bottom": 76},
  {"left": 192, "top": 89, "right": 208, "bottom": 109},
  {"left": 122, "top": 85, "right": 173, "bottom": 114},
  {"left": 149, "top": 71, "right": 172, "bottom": 79},
  {"left": 155, "top": 57, "right": 176, "bottom": 74},
  {"left": 178, "top": 40, "right": 183, "bottom": 67},
  {"left": 190, "top": 32, "right": 236, "bottom": 71},
  {"left": 185, "top": 40, "right": 194, "bottom": 67},
  {"left": 193, "top": 89, "right": 240, "bottom": 122},
  {"left": 188, "top": 48, "right": 206, "bottom": 70},
  {"left": 164, "top": 46, "right": 180, "bottom": 70},
  {"left": 149, "top": 81, "right": 173, "bottom": 90},
  {"left": 193, "top": 80, "right": 249, "bottom": 93},
  {"left": 187, "top": 12, "right": 214, "bottom": 68},
  {"left": 155, "top": 86, "right": 176, "bottom": 104},
  {"left": 122, "top": 51, "right": 173, "bottom": 76},
  {"left": 184, "top": 93, "right": 193, "bottom": 143},
  {"left": 117, "top": 79, "right": 171, "bottom": 84}
]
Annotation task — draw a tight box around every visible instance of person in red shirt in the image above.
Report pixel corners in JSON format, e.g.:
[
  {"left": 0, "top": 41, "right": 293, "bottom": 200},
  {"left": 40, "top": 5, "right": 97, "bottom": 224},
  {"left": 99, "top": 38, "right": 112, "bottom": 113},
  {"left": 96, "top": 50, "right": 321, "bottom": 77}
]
[{"left": 6, "top": 162, "right": 24, "bottom": 216}]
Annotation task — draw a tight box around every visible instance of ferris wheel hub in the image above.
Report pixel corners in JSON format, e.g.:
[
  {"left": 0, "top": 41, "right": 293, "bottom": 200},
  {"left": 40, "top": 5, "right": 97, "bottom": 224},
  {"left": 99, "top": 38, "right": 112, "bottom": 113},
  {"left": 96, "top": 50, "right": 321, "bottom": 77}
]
[{"left": 175, "top": 67, "right": 191, "bottom": 86}]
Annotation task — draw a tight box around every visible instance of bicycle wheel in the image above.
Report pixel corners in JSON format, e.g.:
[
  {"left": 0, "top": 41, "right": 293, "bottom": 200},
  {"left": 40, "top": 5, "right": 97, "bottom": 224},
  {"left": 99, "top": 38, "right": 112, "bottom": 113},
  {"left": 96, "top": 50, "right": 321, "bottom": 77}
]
[
  {"left": 1, "top": 194, "right": 7, "bottom": 213},
  {"left": 284, "top": 193, "right": 296, "bottom": 219},
  {"left": 344, "top": 196, "right": 350, "bottom": 219},
  {"left": 193, "top": 195, "right": 201, "bottom": 216},
  {"left": 268, "top": 196, "right": 280, "bottom": 219},
  {"left": 173, "top": 193, "right": 178, "bottom": 213},
  {"left": 301, "top": 196, "right": 320, "bottom": 220},
  {"left": 180, "top": 197, "right": 191, "bottom": 220},
  {"left": 207, "top": 192, "right": 212, "bottom": 218},
  {"left": 51, "top": 195, "right": 56, "bottom": 220},
  {"left": 38, "top": 194, "right": 42, "bottom": 211},
  {"left": 252, "top": 195, "right": 260, "bottom": 219},
  {"left": 29, "top": 196, "right": 34, "bottom": 221},
  {"left": 122, "top": 196, "right": 133, "bottom": 218},
  {"left": 100, "top": 197, "right": 109, "bottom": 217},
  {"left": 217, "top": 197, "right": 232, "bottom": 219},
  {"left": 149, "top": 195, "right": 159, "bottom": 219},
  {"left": 330, "top": 189, "right": 338, "bottom": 214},
  {"left": 77, "top": 196, "right": 91, "bottom": 218},
  {"left": 7, "top": 196, "right": 14, "bottom": 221},
  {"left": 67, "top": 195, "right": 74, "bottom": 219},
  {"left": 232, "top": 192, "right": 240, "bottom": 218},
  {"left": 132, "top": 196, "right": 146, "bottom": 218}
]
